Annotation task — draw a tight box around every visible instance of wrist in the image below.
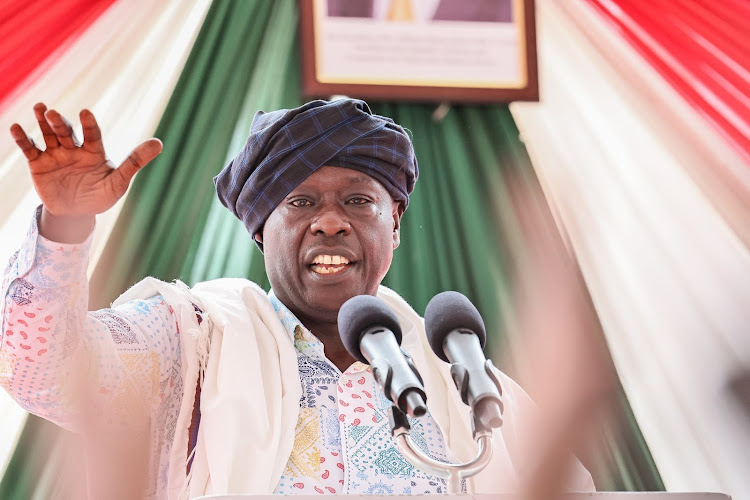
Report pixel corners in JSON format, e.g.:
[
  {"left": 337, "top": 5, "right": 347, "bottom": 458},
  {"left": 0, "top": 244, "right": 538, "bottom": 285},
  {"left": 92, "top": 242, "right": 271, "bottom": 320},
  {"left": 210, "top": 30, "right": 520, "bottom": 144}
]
[{"left": 39, "top": 207, "right": 95, "bottom": 244}]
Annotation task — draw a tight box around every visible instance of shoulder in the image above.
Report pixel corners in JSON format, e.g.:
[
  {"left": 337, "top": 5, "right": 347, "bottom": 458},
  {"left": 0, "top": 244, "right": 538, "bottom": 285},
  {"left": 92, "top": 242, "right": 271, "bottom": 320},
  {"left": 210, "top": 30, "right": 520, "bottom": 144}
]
[
  {"left": 191, "top": 278, "right": 269, "bottom": 305},
  {"left": 192, "top": 277, "right": 265, "bottom": 294},
  {"left": 112, "top": 277, "right": 270, "bottom": 323},
  {"left": 376, "top": 285, "right": 422, "bottom": 322}
]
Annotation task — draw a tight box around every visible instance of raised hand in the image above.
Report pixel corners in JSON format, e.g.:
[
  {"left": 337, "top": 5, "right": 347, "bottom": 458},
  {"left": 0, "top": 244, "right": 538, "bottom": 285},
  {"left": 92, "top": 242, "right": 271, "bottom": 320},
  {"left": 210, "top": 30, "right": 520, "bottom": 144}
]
[
  {"left": 507, "top": 177, "right": 613, "bottom": 499},
  {"left": 10, "top": 103, "right": 163, "bottom": 242}
]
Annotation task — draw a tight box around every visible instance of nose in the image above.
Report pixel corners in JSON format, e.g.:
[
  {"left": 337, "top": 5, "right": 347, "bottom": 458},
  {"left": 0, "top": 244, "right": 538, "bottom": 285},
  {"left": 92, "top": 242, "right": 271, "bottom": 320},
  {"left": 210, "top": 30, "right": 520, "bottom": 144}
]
[{"left": 310, "top": 204, "right": 351, "bottom": 236}]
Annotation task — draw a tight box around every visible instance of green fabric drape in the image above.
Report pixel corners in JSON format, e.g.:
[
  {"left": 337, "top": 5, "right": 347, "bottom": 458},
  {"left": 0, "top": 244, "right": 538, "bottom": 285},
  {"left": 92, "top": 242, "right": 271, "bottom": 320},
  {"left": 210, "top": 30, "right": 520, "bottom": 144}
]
[
  {"left": 1, "top": 0, "right": 664, "bottom": 495},
  {"left": 0, "top": 415, "right": 84, "bottom": 499},
  {"left": 89, "top": 0, "right": 282, "bottom": 304}
]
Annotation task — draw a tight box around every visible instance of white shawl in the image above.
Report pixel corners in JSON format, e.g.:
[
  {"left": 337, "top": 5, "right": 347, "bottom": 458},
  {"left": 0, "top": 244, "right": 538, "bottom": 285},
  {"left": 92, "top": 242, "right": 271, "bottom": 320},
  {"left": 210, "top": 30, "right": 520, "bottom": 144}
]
[{"left": 114, "top": 278, "right": 592, "bottom": 499}]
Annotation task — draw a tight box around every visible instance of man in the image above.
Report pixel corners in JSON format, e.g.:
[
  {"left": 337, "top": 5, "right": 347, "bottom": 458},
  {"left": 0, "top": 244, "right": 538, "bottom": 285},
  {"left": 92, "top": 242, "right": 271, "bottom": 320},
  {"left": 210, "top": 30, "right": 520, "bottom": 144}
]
[{"left": 3, "top": 99, "right": 593, "bottom": 498}]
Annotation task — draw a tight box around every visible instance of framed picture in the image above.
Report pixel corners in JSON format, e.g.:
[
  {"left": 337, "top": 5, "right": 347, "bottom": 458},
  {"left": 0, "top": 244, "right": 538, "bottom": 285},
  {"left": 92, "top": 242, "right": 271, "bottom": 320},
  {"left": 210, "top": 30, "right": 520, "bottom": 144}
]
[{"left": 299, "top": 0, "right": 538, "bottom": 103}]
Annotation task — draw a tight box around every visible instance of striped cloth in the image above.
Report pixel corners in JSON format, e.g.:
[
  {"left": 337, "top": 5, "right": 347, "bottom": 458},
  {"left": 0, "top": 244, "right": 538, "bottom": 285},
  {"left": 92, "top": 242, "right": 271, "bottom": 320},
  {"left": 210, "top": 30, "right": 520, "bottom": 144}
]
[{"left": 214, "top": 98, "right": 418, "bottom": 249}]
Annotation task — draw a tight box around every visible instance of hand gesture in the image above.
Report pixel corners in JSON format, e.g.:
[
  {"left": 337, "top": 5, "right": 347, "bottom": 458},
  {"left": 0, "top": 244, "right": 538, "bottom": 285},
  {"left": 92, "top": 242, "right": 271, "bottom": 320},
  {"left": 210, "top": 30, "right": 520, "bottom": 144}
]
[{"left": 10, "top": 103, "right": 162, "bottom": 218}]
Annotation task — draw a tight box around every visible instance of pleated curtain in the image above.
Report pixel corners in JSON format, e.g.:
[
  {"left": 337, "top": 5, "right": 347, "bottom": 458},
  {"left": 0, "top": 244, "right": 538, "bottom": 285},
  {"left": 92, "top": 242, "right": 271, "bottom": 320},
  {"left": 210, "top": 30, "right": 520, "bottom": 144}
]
[{"left": 511, "top": 0, "right": 750, "bottom": 497}]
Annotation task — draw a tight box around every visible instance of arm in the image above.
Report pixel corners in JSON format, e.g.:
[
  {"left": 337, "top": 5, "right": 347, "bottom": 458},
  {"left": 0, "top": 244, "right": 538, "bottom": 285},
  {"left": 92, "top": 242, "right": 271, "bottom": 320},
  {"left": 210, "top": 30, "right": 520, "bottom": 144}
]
[
  {"left": 1, "top": 208, "right": 183, "bottom": 431},
  {"left": 2, "top": 104, "right": 167, "bottom": 431}
]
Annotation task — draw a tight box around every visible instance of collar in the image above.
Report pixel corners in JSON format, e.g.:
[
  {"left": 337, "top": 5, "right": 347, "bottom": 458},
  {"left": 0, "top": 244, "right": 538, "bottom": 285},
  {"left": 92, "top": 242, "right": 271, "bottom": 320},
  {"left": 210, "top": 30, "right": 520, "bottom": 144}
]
[
  {"left": 268, "top": 289, "right": 327, "bottom": 359},
  {"left": 268, "top": 289, "right": 368, "bottom": 374}
]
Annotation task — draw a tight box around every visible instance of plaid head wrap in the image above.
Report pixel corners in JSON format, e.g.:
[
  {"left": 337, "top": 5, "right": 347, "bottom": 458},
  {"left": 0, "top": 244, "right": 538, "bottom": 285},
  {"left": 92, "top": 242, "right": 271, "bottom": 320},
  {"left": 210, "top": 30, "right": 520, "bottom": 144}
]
[{"left": 214, "top": 99, "right": 418, "bottom": 250}]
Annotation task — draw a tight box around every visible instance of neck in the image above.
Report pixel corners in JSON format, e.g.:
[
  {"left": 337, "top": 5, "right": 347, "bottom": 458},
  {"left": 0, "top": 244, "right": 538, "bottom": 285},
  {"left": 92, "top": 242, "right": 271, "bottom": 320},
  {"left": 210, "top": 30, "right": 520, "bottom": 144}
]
[{"left": 298, "top": 316, "right": 357, "bottom": 372}]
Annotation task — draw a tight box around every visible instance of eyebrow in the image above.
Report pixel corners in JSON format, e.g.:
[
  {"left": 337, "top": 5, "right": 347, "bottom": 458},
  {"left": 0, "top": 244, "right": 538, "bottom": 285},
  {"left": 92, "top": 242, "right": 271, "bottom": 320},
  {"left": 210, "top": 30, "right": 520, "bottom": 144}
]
[{"left": 341, "top": 175, "right": 372, "bottom": 185}]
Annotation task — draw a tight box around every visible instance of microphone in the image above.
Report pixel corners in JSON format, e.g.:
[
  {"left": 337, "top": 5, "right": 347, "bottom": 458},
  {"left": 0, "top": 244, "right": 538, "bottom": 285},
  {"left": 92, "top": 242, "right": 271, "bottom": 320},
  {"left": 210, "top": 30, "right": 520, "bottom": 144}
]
[
  {"left": 338, "top": 295, "right": 428, "bottom": 418},
  {"left": 424, "top": 291, "right": 503, "bottom": 430}
]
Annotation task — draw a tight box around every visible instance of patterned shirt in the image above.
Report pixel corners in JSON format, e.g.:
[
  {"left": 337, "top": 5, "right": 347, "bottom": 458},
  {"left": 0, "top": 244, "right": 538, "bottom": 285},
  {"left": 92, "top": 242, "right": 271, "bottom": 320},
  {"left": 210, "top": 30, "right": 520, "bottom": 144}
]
[
  {"left": 1, "top": 209, "right": 455, "bottom": 497},
  {"left": 1, "top": 210, "right": 184, "bottom": 498},
  {"left": 269, "top": 293, "right": 457, "bottom": 495}
]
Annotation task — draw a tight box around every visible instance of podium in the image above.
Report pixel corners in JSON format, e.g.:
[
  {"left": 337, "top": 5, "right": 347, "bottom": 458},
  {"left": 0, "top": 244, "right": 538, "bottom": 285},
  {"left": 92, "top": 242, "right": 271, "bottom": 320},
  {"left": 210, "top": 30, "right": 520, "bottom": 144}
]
[{"left": 195, "top": 494, "right": 731, "bottom": 500}]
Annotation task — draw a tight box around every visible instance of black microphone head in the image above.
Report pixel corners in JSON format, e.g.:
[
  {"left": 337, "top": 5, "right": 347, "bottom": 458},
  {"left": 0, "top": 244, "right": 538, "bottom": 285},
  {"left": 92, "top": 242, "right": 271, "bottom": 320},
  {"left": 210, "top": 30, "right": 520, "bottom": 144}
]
[
  {"left": 424, "top": 291, "right": 486, "bottom": 362},
  {"left": 337, "top": 295, "right": 403, "bottom": 363}
]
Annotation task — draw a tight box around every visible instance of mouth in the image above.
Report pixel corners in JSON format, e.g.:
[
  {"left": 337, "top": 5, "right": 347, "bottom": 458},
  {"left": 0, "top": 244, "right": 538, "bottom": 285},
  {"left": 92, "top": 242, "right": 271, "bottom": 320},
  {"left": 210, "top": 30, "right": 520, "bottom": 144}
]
[{"left": 309, "top": 254, "right": 352, "bottom": 275}]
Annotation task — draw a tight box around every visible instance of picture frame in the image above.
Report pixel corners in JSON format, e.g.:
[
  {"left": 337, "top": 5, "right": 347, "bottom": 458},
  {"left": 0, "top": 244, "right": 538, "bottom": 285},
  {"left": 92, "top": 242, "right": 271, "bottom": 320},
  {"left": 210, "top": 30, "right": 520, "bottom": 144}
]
[{"left": 299, "top": 0, "right": 539, "bottom": 103}]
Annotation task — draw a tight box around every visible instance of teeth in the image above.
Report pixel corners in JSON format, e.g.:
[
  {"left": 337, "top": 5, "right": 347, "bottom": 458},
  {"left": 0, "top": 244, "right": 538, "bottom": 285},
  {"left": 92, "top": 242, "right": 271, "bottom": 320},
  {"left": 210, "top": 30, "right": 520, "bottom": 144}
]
[
  {"left": 310, "top": 254, "right": 351, "bottom": 275},
  {"left": 311, "top": 264, "right": 347, "bottom": 274},
  {"left": 312, "top": 255, "right": 350, "bottom": 265}
]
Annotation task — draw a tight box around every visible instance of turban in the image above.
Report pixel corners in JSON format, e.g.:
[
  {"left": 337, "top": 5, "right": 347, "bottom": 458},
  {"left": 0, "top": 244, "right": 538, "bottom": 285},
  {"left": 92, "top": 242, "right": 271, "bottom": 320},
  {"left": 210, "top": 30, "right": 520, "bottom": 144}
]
[{"left": 214, "top": 99, "right": 418, "bottom": 248}]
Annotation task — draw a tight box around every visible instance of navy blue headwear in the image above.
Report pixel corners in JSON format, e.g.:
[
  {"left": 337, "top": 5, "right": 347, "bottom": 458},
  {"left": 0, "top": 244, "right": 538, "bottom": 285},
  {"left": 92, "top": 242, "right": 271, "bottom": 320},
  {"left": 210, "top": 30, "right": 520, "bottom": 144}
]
[{"left": 214, "top": 98, "right": 419, "bottom": 251}]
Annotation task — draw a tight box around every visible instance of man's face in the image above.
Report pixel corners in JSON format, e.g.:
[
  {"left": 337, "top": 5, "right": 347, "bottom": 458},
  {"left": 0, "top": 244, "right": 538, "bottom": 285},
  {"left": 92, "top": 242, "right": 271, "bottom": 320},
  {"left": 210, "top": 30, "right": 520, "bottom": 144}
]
[{"left": 257, "top": 166, "right": 401, "bottom": 325}]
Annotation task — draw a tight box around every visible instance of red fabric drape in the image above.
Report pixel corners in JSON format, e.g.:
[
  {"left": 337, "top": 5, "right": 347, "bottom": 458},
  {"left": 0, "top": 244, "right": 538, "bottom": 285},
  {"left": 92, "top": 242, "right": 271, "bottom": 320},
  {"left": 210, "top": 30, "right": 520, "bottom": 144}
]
[
  {"left": 584, "top": 0, "right": 750, "bottom": 163},
  {"left": 0, "top": 0, "right": 118, "bottom": 108}
]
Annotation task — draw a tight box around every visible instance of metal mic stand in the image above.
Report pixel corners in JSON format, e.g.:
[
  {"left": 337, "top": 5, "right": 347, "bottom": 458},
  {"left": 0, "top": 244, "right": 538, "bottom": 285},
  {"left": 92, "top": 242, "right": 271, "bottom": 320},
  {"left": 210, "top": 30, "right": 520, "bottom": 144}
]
[
  {"left": 388, "top": 406, "right": 495, "bottom": 494},
  {"left": 388, "top": 359, "right": 504, "bottom": 494}
]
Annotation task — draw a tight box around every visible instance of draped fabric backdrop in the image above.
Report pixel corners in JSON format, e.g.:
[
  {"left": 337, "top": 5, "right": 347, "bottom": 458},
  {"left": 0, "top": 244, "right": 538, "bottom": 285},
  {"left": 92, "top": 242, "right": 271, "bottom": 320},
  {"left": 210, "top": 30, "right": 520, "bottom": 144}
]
[
  {"left": 511, "top": 1, "right": 750, "bottom": 497},
  {"left": 6, "top": 0, "right": 748, "bottom": 497},
  {"left": 581, "top": 0, "right": 750, "bottom": 251},
  {"left": 584, "top": 0, "right": 750, "bottom": 165},
  {"left": 0, "top": 0, "right": 118, "bottom": 109}
]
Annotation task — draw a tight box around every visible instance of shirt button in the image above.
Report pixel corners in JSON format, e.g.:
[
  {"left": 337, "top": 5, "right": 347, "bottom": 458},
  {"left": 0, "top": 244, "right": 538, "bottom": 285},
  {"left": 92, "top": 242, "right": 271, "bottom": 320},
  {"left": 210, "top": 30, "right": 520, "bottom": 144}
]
[{"left": 347, "top": 437, "right": 356, "bottom": 447}]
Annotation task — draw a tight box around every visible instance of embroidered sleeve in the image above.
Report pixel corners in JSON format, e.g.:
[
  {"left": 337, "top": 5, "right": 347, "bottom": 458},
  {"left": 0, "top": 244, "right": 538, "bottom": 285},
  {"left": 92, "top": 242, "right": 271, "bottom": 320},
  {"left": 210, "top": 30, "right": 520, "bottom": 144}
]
[{"left": 0, "top": 208, "right": 183, "bottom": 431}]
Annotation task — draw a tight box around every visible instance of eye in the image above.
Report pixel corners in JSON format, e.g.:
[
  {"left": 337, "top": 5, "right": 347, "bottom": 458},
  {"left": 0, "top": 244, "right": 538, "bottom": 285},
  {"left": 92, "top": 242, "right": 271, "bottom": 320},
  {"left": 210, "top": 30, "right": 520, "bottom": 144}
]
[
  {"left": 346, "top": 196, "right": 371, "bottom": 205},
  {"left": 289, "top": 198, "right": 313, "bottom": 207}
]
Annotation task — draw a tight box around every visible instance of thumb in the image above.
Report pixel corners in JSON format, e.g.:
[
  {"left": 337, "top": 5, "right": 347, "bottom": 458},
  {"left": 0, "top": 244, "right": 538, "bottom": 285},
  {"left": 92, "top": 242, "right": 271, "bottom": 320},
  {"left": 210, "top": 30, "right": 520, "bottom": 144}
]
[{"left": 113, "top": 138, "right": 163, "bottom": 188}]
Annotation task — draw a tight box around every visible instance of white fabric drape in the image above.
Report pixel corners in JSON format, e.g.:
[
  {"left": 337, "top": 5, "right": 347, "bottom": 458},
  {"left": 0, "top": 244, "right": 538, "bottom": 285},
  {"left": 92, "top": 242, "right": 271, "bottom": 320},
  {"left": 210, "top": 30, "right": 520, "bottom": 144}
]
[
  {"left": 0, "top": 0, "right": 213, "bottom": 478},
  {"left": 511, "top": 1, "right": 750, "bottom": 498}
]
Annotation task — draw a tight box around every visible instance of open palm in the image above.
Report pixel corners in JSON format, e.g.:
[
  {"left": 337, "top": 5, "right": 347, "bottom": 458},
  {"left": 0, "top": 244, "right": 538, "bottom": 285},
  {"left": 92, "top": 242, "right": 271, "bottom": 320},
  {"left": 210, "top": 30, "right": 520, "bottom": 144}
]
[{"left": 10, "top": 103, "right": 162, "bottom": 217}]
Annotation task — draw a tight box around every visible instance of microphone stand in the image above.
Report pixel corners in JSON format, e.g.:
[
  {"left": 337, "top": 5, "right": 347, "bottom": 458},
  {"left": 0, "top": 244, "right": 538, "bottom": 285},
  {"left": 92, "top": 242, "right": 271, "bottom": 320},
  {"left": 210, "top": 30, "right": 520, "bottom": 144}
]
[{"left": 388, "top": 406, "right": 495, "bottom": 494}]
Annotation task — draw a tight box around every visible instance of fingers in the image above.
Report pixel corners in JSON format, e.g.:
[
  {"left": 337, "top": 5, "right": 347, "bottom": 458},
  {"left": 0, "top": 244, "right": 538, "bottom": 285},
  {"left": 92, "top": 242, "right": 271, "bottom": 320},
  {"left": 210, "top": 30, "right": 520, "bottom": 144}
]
[
  {"left": 44, "top": 108, "right": 81, "bottom": 149},
  {"left": 112, "top": 139, "right": 163, "bottom": 191},
  {"left": 33, "top": 103, "right": 59, "bottom": 149},
  {"left": 10, "top": 123, "right": 42, "bottom": 161},
  {"left": 80, "top": 109, "right": 105, "bottom": 155}
]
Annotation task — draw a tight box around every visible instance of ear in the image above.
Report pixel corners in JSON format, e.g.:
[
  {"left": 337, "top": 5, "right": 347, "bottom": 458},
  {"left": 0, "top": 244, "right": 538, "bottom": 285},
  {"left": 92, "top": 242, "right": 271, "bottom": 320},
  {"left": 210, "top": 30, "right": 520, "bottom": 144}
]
[
  {"left": 392, "top": 203, "right": 404, "bottom": 249},
  {"left": 254, "top": 231, "right": 263, "bottom": 244}
]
